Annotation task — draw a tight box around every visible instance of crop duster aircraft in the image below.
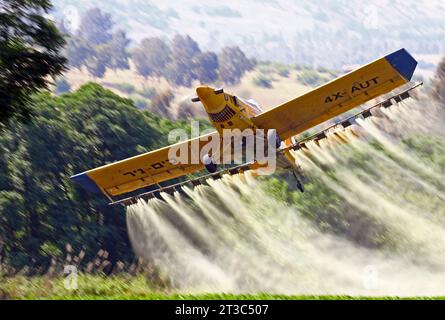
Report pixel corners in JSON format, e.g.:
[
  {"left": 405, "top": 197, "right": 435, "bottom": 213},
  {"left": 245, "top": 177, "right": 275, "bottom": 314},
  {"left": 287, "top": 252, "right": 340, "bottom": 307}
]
[{"left": 71, "top": 48, "right": 420, "bottom": 206}]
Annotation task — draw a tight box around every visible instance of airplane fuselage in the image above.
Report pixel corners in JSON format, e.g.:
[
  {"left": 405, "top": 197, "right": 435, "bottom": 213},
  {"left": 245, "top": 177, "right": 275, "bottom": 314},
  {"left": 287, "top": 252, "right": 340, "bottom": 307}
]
[{"left": 195, "top": 86, "right": 302, "bottom": 175}]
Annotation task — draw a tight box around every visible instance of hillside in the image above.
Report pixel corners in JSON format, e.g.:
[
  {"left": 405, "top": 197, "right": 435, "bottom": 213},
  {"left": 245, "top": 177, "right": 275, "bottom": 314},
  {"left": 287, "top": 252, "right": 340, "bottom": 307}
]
[
  {"left": 63, "top": 62, "right": 321, "bottom": 119},
  {"left": 3, "top": 0, "right": 445, "bottom": 300},
  {"left": 52, "top": 0, "right": 445, "bottom": 68}
]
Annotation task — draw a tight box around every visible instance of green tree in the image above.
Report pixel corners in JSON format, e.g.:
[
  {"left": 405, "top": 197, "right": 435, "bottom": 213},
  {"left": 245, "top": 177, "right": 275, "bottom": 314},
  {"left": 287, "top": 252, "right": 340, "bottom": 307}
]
[
  {"left": 165, "top": 35, "right": 201, "bottom": 86},
  {"left": 0, "top": 0, "right": 67, "bottom": 126},
  {"left": 85, "top": 45, "right": 109, "bottom": 78},
  {"left": 171, "top": 34, "right": 200, "bottom": 60},
  {"left": 132, "top": 37, "right": 172, "bottom": 78},
  {"left": 193, "top": 52, "right": 219, "bottom": 84},
  {"left": 66, "top": 36, "right": 94, "bottom": 69},
  {"left": 85, "top": 56, "right": 106, "bottom": 78},
  {"left": 0, "top": 83, "right": 184, "bottom": 270},
  {"left": 66, "top": 10, "right": 129, "bottom": 74},
  {"left": 68, "top": 9, "right": 126, "bottom": 76},
  {"left": 106, "top": 30, "right": 130, "bottom": 71},
  {"left": 297, "top": 69, "right": 325, "bottom": 87},
  {"left": 78, "top": 8, "right": 113, "bottom": 45},
  {"left": 253, "top": 74, "right": 273, "bottom": 88},
  {"left": 218, "top": 46, "right": 254, "bottom": 85},
  {"left": 150, "top": 89, "right": 174, "bottom": 118}
]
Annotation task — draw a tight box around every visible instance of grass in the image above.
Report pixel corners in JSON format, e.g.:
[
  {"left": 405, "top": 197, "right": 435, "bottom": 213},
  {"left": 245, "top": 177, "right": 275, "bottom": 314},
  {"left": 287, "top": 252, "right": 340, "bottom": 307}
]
[{"left": 1, "top": 275, "right": 444, "bottom": 300}]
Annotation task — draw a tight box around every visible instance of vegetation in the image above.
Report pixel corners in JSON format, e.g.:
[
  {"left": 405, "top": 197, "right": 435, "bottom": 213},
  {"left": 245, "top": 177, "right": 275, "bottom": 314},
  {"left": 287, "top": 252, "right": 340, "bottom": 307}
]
[
  {"left": 138, "top": 86, "right": 157, "bottom": 99},
  {"left": 218, "top": 46, "right": 255, "bottom": 85},
  {"left": 64, "top": 8, "right": 254, "bottom": 86},
  {"left": 150, "top": 89, "right": 175, "bottom": 118},
  {"left": 2, "top": 81, "right": 443, "bottom": 283},
  {"left": 0, "top": 61, "right": 443, "bottom": 300},
  {"left": 65, "top": 8, "right": 130, "bottom": 78},
  {"left": 261, "top": 174, "right": 391, "bottom": 249},
  {"left": 297, "top": 70, "right": 325, "bottom": 87},
  {"left": 106, "top": 82, "right": 136, "bottom": 94},
  {"left": 164, "top": 35, "right": 203, "bottom": 87},
  {"left": 257, "top": 62, "right": 291, "bottom": 78},
  {"left": 1, "top": 275, "right": 444, "bottom": 300},
  {"left": 77, "top": 8, "right": 114, "bottom": 46},
  {"left": 253, "top": 75, "right": 273, "bottom": 88},
  {"left": 2, "top": 0, "right": 444, "bottom": 297},
  {"left": 0, "top": 83, "right": 193, "bottom": 271},
  {"left": 276, "top": 65, "right": 290, "bottom": 78},
  {"left": 193, "top": 51, "right": 219, "bottom": 83},
  {"left": 261, "top": 127, "right": 445, "bottom": 252},
  {"left": 132, "top": 35, "right": 253, "bottom": 86},
  {"left": 0, "top": 0, "right": 67, "bottom": 126},
  {"left": 130, "top": 96, "right": 148, "bottom": 109},
  {"left": 132, "top": 37, "right": 172, "bottom": 79}
]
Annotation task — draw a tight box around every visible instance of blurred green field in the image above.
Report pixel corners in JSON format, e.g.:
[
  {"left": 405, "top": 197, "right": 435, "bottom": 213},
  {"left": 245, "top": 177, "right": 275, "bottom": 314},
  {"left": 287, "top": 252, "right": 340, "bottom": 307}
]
[{"left": 0, "top": 275, "right": 443, "bottom": 300}]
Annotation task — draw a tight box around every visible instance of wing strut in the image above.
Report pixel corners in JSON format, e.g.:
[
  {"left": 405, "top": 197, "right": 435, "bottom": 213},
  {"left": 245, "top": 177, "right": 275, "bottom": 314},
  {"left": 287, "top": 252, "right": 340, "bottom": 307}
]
[{"left": 110, "top": 162, "right": 253, "bottom": 207}]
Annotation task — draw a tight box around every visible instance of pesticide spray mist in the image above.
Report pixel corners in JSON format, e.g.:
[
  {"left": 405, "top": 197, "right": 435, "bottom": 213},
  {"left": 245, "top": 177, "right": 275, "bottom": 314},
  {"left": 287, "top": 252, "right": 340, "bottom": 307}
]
[{"left": 126, "top": 96, "right": 445, "bottom": 296}]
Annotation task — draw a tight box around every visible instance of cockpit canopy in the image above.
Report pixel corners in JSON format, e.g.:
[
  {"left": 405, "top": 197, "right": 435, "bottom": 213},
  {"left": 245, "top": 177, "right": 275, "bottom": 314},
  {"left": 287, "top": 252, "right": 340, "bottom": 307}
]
[{"left": 238, "top": 97, "right": 263, "bottom": 114}]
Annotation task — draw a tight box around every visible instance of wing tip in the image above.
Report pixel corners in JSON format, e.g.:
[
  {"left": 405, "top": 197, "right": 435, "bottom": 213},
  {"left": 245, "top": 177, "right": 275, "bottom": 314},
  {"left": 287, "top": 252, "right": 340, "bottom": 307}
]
[
  {"left": 384, "top": 48, "right": 417, "bottom": 81},
  {"left": 70, "top": 172, "right": 103, "bottom": 194}
]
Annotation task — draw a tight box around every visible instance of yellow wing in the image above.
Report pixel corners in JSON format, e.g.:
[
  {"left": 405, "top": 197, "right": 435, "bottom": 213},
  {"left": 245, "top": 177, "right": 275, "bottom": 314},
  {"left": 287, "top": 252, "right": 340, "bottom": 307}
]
[
  {"left": 252, "top": 48, "right": 417, "bottom": 140},
  {"left": 71, "top": 131, "right": 221, "bottom": 199}
]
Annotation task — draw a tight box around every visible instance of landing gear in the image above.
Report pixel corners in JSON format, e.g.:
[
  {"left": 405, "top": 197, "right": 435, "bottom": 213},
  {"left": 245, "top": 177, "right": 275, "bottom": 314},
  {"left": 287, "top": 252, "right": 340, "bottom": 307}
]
[{"left": 202, "top": 154, "right": 218, "bottom": 173}]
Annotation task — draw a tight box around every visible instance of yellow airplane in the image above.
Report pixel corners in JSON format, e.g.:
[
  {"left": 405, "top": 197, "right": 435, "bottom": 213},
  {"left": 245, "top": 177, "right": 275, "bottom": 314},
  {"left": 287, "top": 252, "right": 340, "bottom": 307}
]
[{"left": 71, "top": 48, "right": 419, "bottom": 206}]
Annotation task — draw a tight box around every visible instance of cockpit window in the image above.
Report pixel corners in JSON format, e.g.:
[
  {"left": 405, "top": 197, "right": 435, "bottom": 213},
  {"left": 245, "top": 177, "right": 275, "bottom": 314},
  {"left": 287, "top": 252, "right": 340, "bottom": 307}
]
[{"left": 238, "top": 97, "right": 263, "bottom": 113}]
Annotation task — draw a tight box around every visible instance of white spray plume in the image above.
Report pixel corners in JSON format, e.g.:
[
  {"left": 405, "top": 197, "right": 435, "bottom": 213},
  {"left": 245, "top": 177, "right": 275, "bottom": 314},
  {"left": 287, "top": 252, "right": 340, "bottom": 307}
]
[{"left": 127, "top": 98, "right": 445, "bottom": 296}]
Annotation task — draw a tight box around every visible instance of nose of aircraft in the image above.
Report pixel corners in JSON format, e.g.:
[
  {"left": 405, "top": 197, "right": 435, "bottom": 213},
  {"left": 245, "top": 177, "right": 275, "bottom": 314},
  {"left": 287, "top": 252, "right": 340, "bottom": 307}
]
[{"left": 196, "top": 86, "right": 226, "bottom": 113}]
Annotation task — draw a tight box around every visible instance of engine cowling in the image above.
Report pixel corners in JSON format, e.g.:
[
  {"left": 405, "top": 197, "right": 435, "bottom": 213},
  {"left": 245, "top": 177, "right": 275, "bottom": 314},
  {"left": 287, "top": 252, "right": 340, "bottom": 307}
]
[{"left": 202, "top": 154, "right": 218, "bottom": 173}]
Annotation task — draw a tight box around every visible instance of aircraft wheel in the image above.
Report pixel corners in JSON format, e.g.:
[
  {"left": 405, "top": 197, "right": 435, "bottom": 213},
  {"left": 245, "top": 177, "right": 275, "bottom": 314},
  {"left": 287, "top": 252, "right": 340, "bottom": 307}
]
[{"left": 202, "top": 154, "right": 218, "bottom": 173}]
